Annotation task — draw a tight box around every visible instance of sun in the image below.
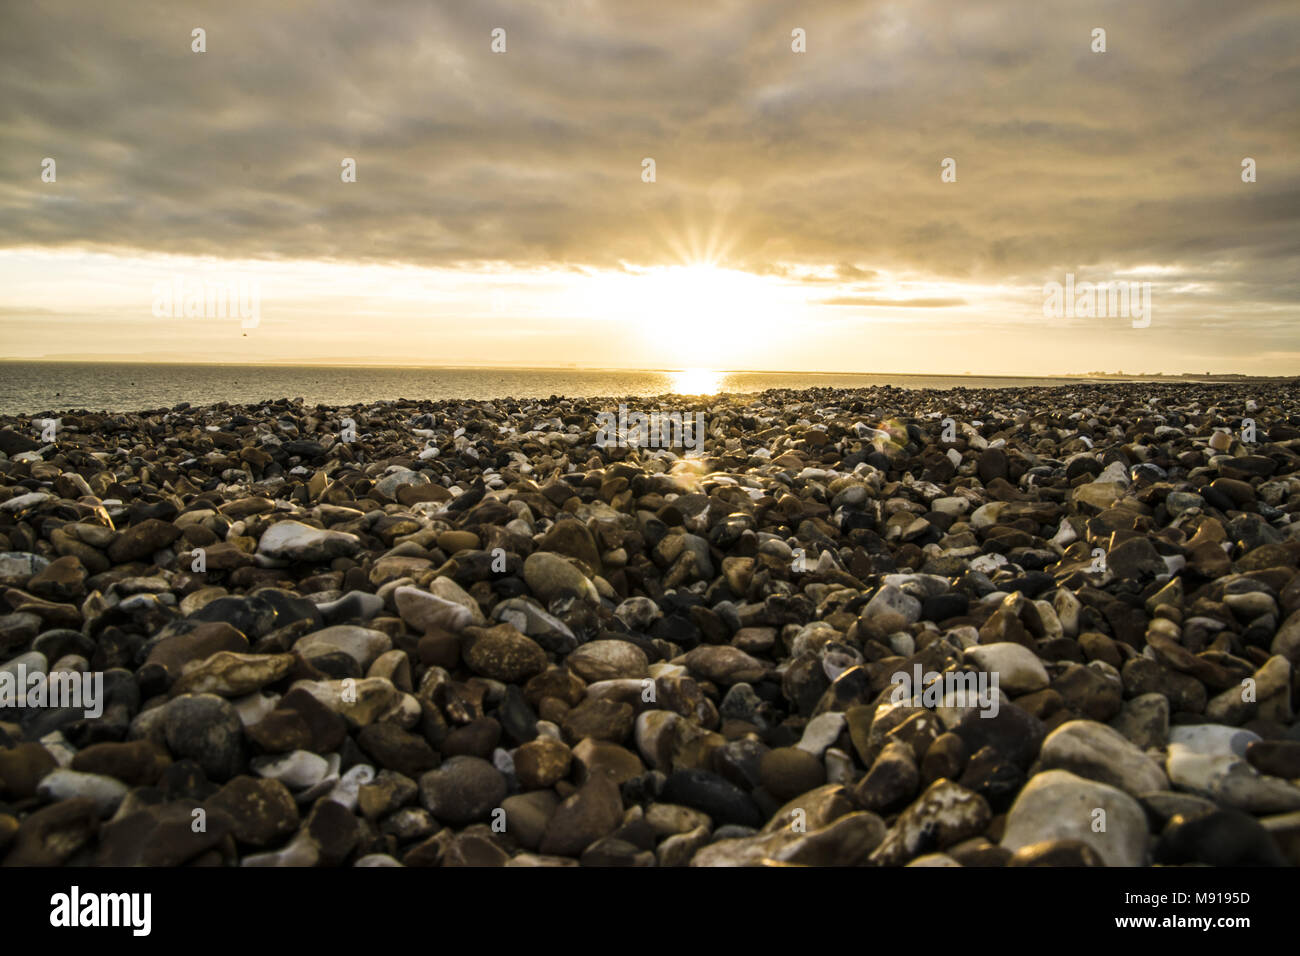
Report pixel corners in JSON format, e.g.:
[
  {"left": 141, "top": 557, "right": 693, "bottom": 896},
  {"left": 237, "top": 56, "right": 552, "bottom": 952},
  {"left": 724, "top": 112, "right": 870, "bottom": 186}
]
[
  {"left": 630, "top": 263, "right": 789, "bottom": 364},
  {"left": 572, "top": 259, "right": 807, "bottom": 370}
]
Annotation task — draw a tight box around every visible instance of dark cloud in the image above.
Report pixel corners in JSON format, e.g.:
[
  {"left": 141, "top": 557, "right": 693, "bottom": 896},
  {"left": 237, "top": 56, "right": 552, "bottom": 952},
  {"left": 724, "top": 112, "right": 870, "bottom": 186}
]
[{"left": 0, "top": 0, "right": 1296, "bottom": 306}]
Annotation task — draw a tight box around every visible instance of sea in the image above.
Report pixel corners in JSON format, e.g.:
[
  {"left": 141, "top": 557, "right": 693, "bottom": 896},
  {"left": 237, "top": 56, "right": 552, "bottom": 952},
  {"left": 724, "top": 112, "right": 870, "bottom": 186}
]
[{"left": 0, "top": 361, "right": 1181, "bottom": 416}]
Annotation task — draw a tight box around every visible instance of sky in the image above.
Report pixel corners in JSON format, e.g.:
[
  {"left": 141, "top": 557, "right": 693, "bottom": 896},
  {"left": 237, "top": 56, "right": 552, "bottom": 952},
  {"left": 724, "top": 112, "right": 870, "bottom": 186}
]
[{"left": 0, "top": 0, "right": 1297, "bottom": 376}]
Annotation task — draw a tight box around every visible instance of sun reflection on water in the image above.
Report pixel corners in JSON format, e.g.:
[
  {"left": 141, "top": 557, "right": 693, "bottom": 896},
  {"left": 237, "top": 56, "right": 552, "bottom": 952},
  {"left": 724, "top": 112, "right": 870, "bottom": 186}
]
[{"left": 668, "top": 368, "right": 724, "bottom": 394}]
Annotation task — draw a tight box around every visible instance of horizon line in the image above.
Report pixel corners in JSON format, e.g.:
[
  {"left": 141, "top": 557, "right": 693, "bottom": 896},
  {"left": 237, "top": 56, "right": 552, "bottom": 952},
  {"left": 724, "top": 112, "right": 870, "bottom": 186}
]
[{"left": 0, "top": 358, "right": 1290, "bottom": 381}]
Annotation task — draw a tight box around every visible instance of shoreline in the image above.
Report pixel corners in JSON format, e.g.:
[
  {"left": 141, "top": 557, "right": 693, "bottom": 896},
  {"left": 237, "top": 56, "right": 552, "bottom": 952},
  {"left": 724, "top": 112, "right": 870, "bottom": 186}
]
[{"left": 4, "top": 377, "right": 1298, "bottom": 421}]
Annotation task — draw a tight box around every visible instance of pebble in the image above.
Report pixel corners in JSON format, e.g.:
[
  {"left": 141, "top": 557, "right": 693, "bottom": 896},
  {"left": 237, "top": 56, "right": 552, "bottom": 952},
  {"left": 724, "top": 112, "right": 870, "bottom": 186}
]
[
  {"left": 162, "top": 694, "right": 244, "bottom": 781},
  {"left": 759, "top": 747, "right": 826, "bottom": 801},
  {"left": 294, "top": 627, "right": 391, "bottom": 670},
  {"left": 567, "top": 640, "right": 649, "bottom": 682},
  {"left": 1156, "top": 809, "right": 1289, "bottom": 866},
  {"left": 35, "top": 768, "right": 128, "bottom": 817},
  {"left": 395, "top": 585, "right": 476, "bottom": 633},
  {"left": 418, "top": 756, "right": 506, "bottom": 825},
  {"left": 252, "top": 750, "right": 333, "bottom": 790},
  {"left": 1001, "top": 769, "right": 1149, "bottom": 866},
  {"left": 963, "top": 642, "right": 1049, "bottom": 695},
  {"left": 538, "top": 775, "right": 624, "bottom": 856},
  {"left": 1036, "top": 720, "right": 1169, "bottom": 796},
  {"left": 868, "top": 779, "right": 991, "bottom": 866},
  {"left": 461, "top": 624, "right": 548, "bottom": 682},
  {"left": 0, "top": 383, "right": 1296, "bottom": 868},
  {"left": 257, "top": 520, "right": 361, "bottom": 562},
  {"left": 207, "top": 776, "right": 300, "bottom": 846}
]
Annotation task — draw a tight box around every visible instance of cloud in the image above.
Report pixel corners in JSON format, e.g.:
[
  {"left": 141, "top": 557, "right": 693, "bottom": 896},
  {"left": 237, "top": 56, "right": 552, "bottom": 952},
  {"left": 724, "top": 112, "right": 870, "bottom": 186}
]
[
  {"left": 0, "top": 0, "right": 1296, "bottom": 373},
  {"left": 0, "top": 0, "right": 1293, "bottom": 282},
  {"left": 819, "top": 296, "right": 967, "bottom": 307}
]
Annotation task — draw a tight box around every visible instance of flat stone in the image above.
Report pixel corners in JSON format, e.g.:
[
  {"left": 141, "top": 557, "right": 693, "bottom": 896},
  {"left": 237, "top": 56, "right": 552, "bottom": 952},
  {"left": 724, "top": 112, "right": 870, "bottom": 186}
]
[
  {"left": 1001, "top": 769, "right": 1149, "bottom": 867},
  {"left": 1036, "top": 719, "right": 1168, "bottom": 796}
]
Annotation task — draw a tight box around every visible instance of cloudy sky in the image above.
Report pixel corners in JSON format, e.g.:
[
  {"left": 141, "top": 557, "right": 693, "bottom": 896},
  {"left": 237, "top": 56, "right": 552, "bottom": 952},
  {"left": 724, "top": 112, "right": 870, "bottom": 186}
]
[{"left": 1, "top": 0, "right": 1297, "bottom": 375}]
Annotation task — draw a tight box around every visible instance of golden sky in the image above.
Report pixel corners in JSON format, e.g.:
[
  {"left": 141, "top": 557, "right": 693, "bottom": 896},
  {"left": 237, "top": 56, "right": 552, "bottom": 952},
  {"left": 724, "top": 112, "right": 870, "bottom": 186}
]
[{"left": 1, "top": 0, "right": 1297, "bottom": 374}]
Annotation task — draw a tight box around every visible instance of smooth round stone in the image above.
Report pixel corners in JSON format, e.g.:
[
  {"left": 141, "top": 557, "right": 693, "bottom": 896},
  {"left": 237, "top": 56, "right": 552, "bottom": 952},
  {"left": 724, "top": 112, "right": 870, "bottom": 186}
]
[
  {"left": 1246, "top": 740, "right": 1300, "bottom": 778},
  {"left": 318, "top": 590, "right": 385, "bottom": 624},
  {"left": 567, "top": 640, "right": 649, "bottom": 682},
  {"left": 70, "top": 740, "right": 167, "bottom": 787},
  {"left": 522, "top": 552, "right": 599, "bottom": 603},
  {"left": 1168, "top": 724, "right": 1261, "bottom": 758},
  {"left": 1036, "top": 720, "right": 1169, "bottom": 797},
  {"left": 862, "top": 584, "right": 922, "bottom": 628},
  {"left": 162, "top": 694, "right": 244, "bottom": 781},
  {"left": 207, "top": 776, "right": 300, "bottom": 846},
  {"left": 537, "top": 521, "right": 602, "bottom": 569},
  {"left": 1167, "top": 746, "right": 1300, "bottom": 814},
  {"left": 0, "top": 614, "right": 42, "bottom": 651},
  {"left": 921, "top": 732, "right": 968, "bottom": 785},
  {"left": 461, "top": 624, "right": 548, "bottom": 682},
  {"left": 538, "top": 775, "right": 625, "bottom": 857},
  {"left": 514, "top": 737, "right": 573, "bottom": 790},
  {"left": 660, "top": 769, "right": 761, "bottom": 828},
  {"left": 436, "top": 530, "right": 480, "bottom": 553},
  {"left": 962, "top": 643, "right": 1049, "bottom": 695},
  {"left": 1156, "top": 809, "right": 1289, "bottom": 866},
  {"left": 854, "top": 741, "right": 920, "bottom": 812},
  {"left": 759, "top": 747, "right": 826, "bottom": 801},
  {"left": 952, "top": 705, "right": 1045, "bottom": 771},
  {"left": 679, "top": 645, "right": 767, "bottom": 684},
  {"left": 500, "top": 791, "right": 561, "bottom": 851},
  {"left": 294, "top": 626, "right": 391, "bottom": 669},
  {"left": 241, "top": 832, "right": 320, "bottom": 867},
  {"left": 106, "top": 518, "right": 181, "bottom": 563},
  {"left": 357, "top": 723, "right": 438, "bottom": 776},
  {"left": 394, "top": 585, "right": 475, "bottom": 632},
  {"left": 31, "top": 629, "right": 95, "bottom": 663},
  {"left": 1000, "top": 769, "right": 1149, "bottom": 867},
  {"left": 419, "top": 756, "right": 506, "bottom": 825},
  {"left": 442, "top": 718, "right": 503, "bottom": 759},
  {"left": 257, "top": 520, "right": 361, "bottom": 561},
  {"left": 2, "top": 798, "right": 99, "bottom": 865},
  {"left": 1166, "top": 491, "right": 1207, "bottom": 516},
  {"left": 36, "top": 769, "right": 128, "bottom": 817}
]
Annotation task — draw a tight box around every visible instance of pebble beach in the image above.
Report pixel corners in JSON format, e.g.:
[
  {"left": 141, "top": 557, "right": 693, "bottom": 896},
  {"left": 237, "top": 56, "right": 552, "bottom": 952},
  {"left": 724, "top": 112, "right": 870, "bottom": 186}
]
[{"left": 1, "top": 380, "right": 1299, "bottom": 867}]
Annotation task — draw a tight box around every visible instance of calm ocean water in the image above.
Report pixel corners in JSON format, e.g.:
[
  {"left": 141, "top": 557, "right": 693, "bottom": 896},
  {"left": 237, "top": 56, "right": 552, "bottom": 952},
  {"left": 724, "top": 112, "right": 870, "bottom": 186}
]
[{"left": 0, "top": 362, "right": 1107, "bottom": 416}]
